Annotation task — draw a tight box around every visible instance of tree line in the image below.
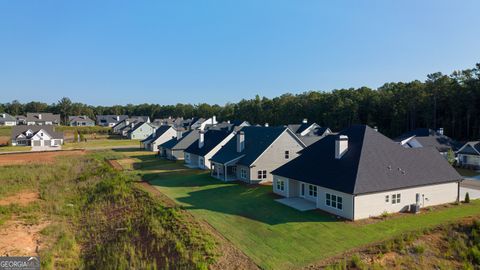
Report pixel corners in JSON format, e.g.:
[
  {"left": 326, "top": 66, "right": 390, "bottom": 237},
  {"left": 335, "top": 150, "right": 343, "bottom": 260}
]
[{"left": 1, "top": 63, "right": 480, "bottom": 140}]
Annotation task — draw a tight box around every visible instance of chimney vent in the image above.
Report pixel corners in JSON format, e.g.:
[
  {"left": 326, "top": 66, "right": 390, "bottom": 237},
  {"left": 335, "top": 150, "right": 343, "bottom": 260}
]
[
  {"left": 264, "top": 123, "right": 269, "bottom": 127},
  {"left": 212, "top": 115, "right": 217, "bottom": 124},
  {"left": 437, "top": 128, "right": 444, "bottom": 135},
  {"left": 373, "top": 126, "right": 378, "bottom": 132},
  {"left": 176, "top": 130, "right": 183, "bottom": 140},
  {"left": 198, "top": 130, "right": 205, "bottom": 148},
  {"left": 1, "top": 113, "right": 5, "bottom": 118},
  {"left": 116, "top": 116, "right": 120, "bottom": 121},
  {"left": 302, "top": 118, "right": 308, "bottom": 124},
  {"left": 38, "top": 114, "right": 42, "bottom": 120},
  {"left": 335, "top": 135, "right": 349, "bottom": 159},
  {"left": 237, "top": 131, "right": 245, "bottom": 152}
]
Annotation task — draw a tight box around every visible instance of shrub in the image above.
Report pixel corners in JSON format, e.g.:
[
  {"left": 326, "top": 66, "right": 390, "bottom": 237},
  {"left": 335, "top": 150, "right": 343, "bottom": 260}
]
[
  {"left": 349, "top": 254, "right": 365, "bottom": 269},
  {"left": 465, "top": 192, "right": 470, "bottom": 203},
  {"left": 412, "top": 244, "right": 425, "bottom": 254}
]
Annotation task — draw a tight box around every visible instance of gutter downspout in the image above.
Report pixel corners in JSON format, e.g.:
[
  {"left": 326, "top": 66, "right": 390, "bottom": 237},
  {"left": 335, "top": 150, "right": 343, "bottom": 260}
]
[
  {"left": 352, "top": 194, "right": 356, "bottom": 221},
  {"left": 457, "top": 179, "right": 462, "bottom": 204}
]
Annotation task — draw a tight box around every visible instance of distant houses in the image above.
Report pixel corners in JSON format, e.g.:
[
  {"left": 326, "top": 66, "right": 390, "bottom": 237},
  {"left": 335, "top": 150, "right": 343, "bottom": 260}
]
[
  {"left": 271, "top": 125, "right": 462, "bottom": 220},
  {"left": 11, "top": 125, "right": 64, "bottom": 149},
  {"left": 69, "top": 116, "right": 95, "bottom": 127},
  {"left": 96, "top": 115, "right": 129, "bottom": 127},
  {"left": 210, "top": 126, "right": 306, "bottom": 183},
  {"left": 394, "top": 128, "right": 459, "bottom": 156},
  {"left": 26, "top": 113, "right": 61, "bottom": 126},
  {"left": 456, "top": 141, "right": 480, "bottom": 168},
  {"left": 0, "top": 113, "right": 17, "bottom": 126}
]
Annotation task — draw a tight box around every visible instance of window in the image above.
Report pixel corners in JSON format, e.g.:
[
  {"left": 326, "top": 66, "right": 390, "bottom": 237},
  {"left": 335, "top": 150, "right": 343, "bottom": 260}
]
[
  {"left": 285, "top": 150, "right": 290, "bottom": 159},
  {"left": 276, "top": 179, "right": 285, "bottom": 191},
  {"left": 240, "top": 168, "right": 247, "bottom": 179},
  {"left": 232, "top": 166, "right": 237, "bottom": 174},
  {"left": 325, "top": 193, "right": 343, "bottom": 210},
  {"left": 392, "top": 193, "right": 401, "bottom": 204},
  {"left": 308, "top": 185, "right": 317, "bottom": 197},
  {"left": 385, "top": 195, "right": 389, "bottom": 203},
  {"left": 257, "top": 170, "right": 267, "bottom": 179}
]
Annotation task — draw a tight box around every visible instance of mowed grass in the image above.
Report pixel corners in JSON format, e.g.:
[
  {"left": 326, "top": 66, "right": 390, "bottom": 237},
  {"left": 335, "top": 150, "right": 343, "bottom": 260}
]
[
  {"left": 0, "top": 146, "right": 31, "bottom": 152},
  {"left": 63, "top": 139, "right": 141, "bottom": 149},
  {"left": 118, "top": 150, "right": 480, "bottom": 270}
]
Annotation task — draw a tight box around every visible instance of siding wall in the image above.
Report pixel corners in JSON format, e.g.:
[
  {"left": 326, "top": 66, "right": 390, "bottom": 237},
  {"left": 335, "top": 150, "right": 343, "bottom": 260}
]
[
  {"left": 354, "top": 182, "right": 459, "bottom": 220},
  {"left": 458, "top": 154, "right": 480, "bottom": 167},
  {"left": 249, "top": 131, "right": 304, "bottom": 183},
  {"left": 150, "top": 129, "right": 176, "bottom": 152}
]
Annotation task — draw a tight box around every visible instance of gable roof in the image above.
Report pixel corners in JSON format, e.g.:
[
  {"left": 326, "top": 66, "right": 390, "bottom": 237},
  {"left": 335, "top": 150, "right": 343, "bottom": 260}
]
[
  {"left": 160, "top": 130, "right": 199, "bottom": 150},
  {"left": 210, "top": 126, "right": 302, "bottom": 166},
  {"left": 272, "top": 125, "right": 461, "bottom": 195},
  {"left": 129, "top": 122, "right": 155, "bottom": 133},
  {"left": 26, "top": 113, "right": 61, "bottom": 123},
  {"left": 395, "top": 128, "right": 460, "bottom": 152},
  {"left": 457, "top": 141, "right": 480, "bottom": 156},
  {"left": 12, "top": 125, "right": 64, "bottom": 140},
  {"left": 0, "top": 113, "right": 16, "bottom": 123},
  {"left": 141, "top": 125, "right": 174, "bottom": 143},
  {"left": 185, "top": 129, "right": 233, "bottom": 157},
  {"left": 68, "top": 115, "right": 94, "bottom": 123},
  {"left": 96, "top": 115, "right": 128, "bottom": 124}
]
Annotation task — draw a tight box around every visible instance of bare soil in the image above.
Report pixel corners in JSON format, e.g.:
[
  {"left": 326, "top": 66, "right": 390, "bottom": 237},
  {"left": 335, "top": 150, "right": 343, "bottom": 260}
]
[
  {"left": 0, "top": 219, "right": 49, "bottom": 256},
  {"left": 0, "top": 136, "right": 8, "bottom": 146},
  {"left": 106, "top": 159, "right": 124, "bottom": 171},
  {"left": 0, "top": 191, "right": 39, "bottom": 206},
  {"left": 0, "top": 150, "right": 85, "bottom": 166}
]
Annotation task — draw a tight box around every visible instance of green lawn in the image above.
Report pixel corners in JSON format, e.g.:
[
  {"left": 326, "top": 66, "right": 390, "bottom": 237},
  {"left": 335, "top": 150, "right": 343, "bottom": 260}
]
[
  {"left": 0, "top": 145, "right": 31, "bottom": 152},
  {"left": 63, "top": 139, "right": 141, "bottom": 149},
  {"left": 118, "top": 150, "right": 480, "bottom": 270}
]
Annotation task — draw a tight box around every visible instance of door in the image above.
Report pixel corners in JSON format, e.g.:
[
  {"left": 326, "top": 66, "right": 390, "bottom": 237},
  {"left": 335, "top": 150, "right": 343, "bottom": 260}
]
[{"left": 300, "top": 183, "right": 305, "bottom": 198}]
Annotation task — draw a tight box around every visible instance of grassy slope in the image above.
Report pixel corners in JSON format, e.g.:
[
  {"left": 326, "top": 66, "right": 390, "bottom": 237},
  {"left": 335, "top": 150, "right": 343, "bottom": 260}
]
[
  {"left": 0, "top": 126, "right": 12, "bottom": 137},
  {"left": 118, "top": 151, "right": 480, "bottom": 269},
  {"left": 63, "top": 139, "right": 141, "bottom": 149},
  {"left": 0, "top": 151, "right": 216, "bottom": 269}
]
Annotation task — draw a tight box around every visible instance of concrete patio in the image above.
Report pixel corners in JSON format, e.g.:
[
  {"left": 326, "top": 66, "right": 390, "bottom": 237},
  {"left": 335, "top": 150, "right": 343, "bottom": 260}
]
[{"left": 275, "top": 197, "right": 316, "bottom": 211}]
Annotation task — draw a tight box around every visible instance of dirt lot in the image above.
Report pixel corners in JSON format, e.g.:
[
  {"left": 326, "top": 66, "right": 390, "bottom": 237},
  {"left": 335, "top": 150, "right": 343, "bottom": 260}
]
[
  {"left": 0, "top": 191, "right": 39, "bottom": 206},
  {"left": 0, "top": 136, "right": 9, "bottom": 146},
  {"left": 0, "top": 150, "right": 86, "bottom": 166}
]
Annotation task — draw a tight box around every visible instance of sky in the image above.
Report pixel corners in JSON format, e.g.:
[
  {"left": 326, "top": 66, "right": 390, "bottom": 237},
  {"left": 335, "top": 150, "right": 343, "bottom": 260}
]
[{"left": 0, "top": 1, "right": 479, "bottom": 106}]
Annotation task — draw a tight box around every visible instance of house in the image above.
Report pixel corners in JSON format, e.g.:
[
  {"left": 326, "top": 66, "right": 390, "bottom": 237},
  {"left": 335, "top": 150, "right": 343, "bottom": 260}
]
[
  {"left": 68, "top": 116, "right": 95, "bottom": 126},
  {"left": 210, "top": 126, "right": 306, "bottom": 184},
  {"left": 159, "top": 129, "right": 200, "bottom": 160},
  {"left": 271, "top": 125, "right": 462, "bottom": 220},
  {"left": 184, "top": 129, "right": 236, "bottom": 169},
  {"left": 26, "top": 113, "right": 61, "bottom": 125},
  {"left": 96, "top": 115, "right": 129, "bottom": 127},
  {"left": 141, "top": 126, "right": 177, "bottom": 152},
  {"left": 112, "top": 116, "right": 150, "bottom": 134},
  {"left": 287, "top": 119, "right": 332, "bottom": 146},
  {"left": 394, "top": 128, "right": 459, "bottom": 156},
  {"left": 15, "top": 115, "right": 26, "bottom": 125},
  {"left": 127, "top": 122, "right": 157, "bottom": 140},
  {"left": 190, "top": 116, "right": 218, "bottom": 130},
  {"left": 456, "top": 141, "right": 480, "bottom": 169},
  {"left": 152, "top": 117, "right": 184, "bottom": 127},
  {"left": 11, "top": 125, "right": 64, "bottom": 148},
  {"left": 0, "top": 113, "right": 17, "bottom": 126}
]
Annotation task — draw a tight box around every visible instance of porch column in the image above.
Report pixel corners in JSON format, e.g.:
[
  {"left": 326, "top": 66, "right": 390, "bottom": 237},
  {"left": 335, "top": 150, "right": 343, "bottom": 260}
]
[{"left": 224, "top": 165, "right": 228, "bottom": 181}]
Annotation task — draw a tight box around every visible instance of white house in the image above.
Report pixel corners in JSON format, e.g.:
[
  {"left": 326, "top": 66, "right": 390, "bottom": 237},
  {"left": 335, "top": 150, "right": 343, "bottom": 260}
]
[
  {"left": 184, "top": 129, "right": 236, "bottom": 169},
  {"left": 141, "top": 126, "right": 177, "bottom": 152},
  {"left": 456, "top": 141, "right": 480, "bottom": 168},
  {"left": 11, "top": 125, "right": 64, "bottom": 149},
  {"left": 0, "top": 113, "right": 17, "bottom": 126},
  {"left": 272, "top": 125, "right": 462, "bottom": 220}
]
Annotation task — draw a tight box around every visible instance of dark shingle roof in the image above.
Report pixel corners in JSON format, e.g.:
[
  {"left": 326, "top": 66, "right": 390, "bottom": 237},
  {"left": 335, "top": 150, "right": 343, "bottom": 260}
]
[
  {"left": 272, "top": 125, "right": 461, "bottom": 195},
  {"left": 457, "top": 141, "right": 480, "bottom": 156},
  {"left": 210, "top": 126, "right": 295, "bottom": 166},
  {"left": 96, "top": 115, "right": 128, "bottom": 124},
  {"left": 395, "top": 128, "right": 460, "bottom": 152},
  {"left": 68, "top": 115, "right": 94, "bottom": 123},
  {"left": 185, "top": 129, "right": 233, "bottom": 156},
  {"left": 160, "top": 130, "right": 199, "bottom": 150}
]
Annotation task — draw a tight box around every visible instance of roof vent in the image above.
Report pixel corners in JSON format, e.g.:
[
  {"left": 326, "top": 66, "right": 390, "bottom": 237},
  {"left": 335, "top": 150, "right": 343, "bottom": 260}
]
[
  {"left": 199, "top": 130, "right": 205, "bottom": 148},
  {"left": 302, "top": 118, "right": 308, "bottom": 124},
  {"left": 335, "top": 135, "right": 348, "bottom": 159},
  {"left": 437, "top": 128, "right": 444, "bottom": 135},
  {"left": 373, "top": 126, "right": 378, "bottom": 132},
  {"left": 264, "top": 123, "right": 269, "bottom": 127}
]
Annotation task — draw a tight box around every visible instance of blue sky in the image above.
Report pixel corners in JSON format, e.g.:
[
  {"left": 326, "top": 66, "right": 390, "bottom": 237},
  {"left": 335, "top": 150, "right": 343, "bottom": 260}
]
[{"left": 0, "top": 1, "right": 479, "bottom": 106}]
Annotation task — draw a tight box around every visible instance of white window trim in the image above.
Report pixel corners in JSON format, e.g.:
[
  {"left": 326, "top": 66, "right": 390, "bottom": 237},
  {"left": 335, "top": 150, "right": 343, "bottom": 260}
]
[
  {"left": 325, "top": 192, "right": 343, "bottom": 211},
  {"left": 276, "top": 179, "right": 285, "bottom": 191}
]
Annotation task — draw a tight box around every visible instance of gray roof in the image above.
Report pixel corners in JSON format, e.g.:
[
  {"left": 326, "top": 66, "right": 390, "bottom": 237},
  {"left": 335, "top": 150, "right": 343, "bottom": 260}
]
[
  {"left": 395, "top": 128, "right": 460, "bottom": 152},
  {"left": 185, "top": 129, "right": 233, "bottom": 157},
  {"left": 0, "top": 113, "right": 16, "bottom": 123},
  {"left": 68, "top": 115, "right": 94, "bottom": 123},
  {"left": 298, "top": 136, "right": 324, "bottom": 146},
  {"left": 12, "top": 125, "right": 64, "bottom": 140},
  {"left": 210, "top": 126, "right": 302, "bottom": 166},
  {"left": 160, "top": 130, "right": 199, "bottom": 150},
  {"left": 26, "top": 113, "right": 61, "bottom": 124},
  {"left": 96, "top": 115, "right": 128, "bottom": 124},
  {"left": 272, "top": 125, "right": 462, "bottom": 195}
]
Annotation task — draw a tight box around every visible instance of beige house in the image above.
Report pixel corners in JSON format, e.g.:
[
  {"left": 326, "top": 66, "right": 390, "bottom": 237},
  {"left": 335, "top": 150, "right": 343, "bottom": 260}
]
[
  {"left": 272, "top": 125, "right": 462, "bottom": 220},
  {"left": 210, "top": 126, "right": 305, "bottom": 184}
]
